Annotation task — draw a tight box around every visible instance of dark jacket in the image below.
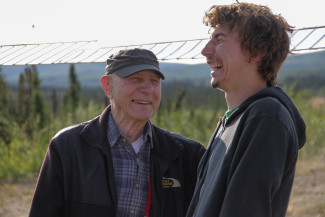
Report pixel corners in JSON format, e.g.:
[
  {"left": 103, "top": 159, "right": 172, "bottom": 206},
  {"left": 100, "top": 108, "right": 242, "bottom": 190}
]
[
  {"left": 29, "top": 106, "right": 205, "bottom": 217},
  {"left": 186, "top": 87, "right": 306, "bottom": 217}
]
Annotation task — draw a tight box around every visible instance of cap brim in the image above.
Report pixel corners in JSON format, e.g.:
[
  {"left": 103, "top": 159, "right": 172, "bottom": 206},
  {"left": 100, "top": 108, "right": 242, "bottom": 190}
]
[{"left": 114, "top": 64, "right": 165, "bottom": 80}]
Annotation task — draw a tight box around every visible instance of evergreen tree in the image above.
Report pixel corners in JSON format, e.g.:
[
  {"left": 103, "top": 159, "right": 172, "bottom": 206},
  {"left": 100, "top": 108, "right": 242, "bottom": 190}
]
[
  {"left": 63, "top": 64, "right": 81, "bottom": 115},
  {"left": 51, "top": 89, "right": 58, "bottom": 117},
  {"left": 24, "top": 67, "right": 33, "bottom": 96},
  {"left": 30, "top": 66, "right": 47, "bottom": 128},
  {"left": 16, "top": 66, "right": 48, "bottom": 130},
  {"left": 17, "top": 73, "right": 29, "bottom": 122},
  {"left": 31, "top": 65, "right": 41, "bottom": 90},
  {"left": 0, "top": 66, "right": 11, "bottom": 146},
  {"left": 69, "top": 64, "right": 81, "bottom": 108},
  {"left": 0, "top": 66, "right": 9, "bottom": 112}
]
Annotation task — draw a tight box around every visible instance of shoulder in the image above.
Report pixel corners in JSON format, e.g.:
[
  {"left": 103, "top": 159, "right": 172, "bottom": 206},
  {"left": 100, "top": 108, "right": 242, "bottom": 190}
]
[
  {"left": 50, "top": 120, "right": 92, "bottom": 149},
  {"left": 246, "top": 97, "right": 290, "bottom": 121},
  {"left": 53, "top": 122, "right": 87, "bottom": 140},
  {"left": 242, "top": 97, "right": 297, "bottom": 141},
  {"left": 249, "top": 97, "right": 282, "bottom": 111}
]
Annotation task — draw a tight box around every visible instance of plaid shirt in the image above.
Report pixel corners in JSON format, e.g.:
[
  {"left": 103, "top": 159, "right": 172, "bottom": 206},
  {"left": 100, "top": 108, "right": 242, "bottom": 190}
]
[{"left": 107, "top": 113, "right": 152, "bottom": 217}]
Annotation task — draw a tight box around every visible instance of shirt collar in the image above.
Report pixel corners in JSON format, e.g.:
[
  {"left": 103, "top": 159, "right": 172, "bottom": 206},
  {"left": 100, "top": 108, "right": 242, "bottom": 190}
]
[{"left": 107, "top": 112, "right": 153, "bottom": 149}]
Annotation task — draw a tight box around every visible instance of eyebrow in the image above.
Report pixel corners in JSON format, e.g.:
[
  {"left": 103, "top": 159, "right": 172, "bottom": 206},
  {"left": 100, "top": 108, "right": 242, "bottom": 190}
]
[{"left": 211, "top": 32, "right": 227, "bottom": 39}]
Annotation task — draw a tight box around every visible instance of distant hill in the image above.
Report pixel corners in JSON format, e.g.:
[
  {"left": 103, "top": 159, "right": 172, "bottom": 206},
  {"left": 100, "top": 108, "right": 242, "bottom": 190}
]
[
  {"left": 1, "top": 50, "right": 325, "bottom": 88},
  {"left": 1, "top": 62, "right": 211, "bottom": 88},
  {"left": 278, "top": 50, "right": 325, "bottom": 79}
]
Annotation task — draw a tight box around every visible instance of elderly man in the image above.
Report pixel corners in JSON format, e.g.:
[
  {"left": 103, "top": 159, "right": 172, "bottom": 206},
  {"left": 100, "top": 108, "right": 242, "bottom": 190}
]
[{"left": 29, "top": 48, "right": 205, "bottom": 217}]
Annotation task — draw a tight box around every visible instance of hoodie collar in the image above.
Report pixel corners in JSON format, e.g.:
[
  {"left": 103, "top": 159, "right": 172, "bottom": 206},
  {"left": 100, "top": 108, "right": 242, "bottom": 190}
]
[{"left": 228, "top": 87, "right": 306, "bottom": 149}]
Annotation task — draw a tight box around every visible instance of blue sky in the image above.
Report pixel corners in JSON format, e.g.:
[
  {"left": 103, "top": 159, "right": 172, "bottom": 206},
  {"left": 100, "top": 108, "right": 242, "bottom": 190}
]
[{"left": 2, "top": 0, "right": 325, "bottom": 46}]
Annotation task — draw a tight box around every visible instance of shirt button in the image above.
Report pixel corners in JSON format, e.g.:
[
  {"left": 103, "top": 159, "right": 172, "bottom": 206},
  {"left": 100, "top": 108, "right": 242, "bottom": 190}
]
[
  {"left": 136, "top": 158, "right": 140, "bottom": 163},
  {"left": 130, "top": 209, "right": 135, "bottom": 214},
  {"left": 122, "top": 138, "right": 127, "bottom": 143},
  {"left": 136, "top": 183, "right": 139, "bottom": 188}
]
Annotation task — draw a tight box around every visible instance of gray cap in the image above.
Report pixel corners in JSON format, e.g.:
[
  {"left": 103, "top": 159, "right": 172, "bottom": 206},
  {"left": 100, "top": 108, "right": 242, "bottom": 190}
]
[{"left": 105, "top": 48, "right": 165, "bottom": 80}]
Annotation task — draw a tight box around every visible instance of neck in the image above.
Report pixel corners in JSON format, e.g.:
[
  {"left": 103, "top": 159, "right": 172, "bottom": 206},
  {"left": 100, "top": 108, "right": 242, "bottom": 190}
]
[
  {"left": 225, "top": 82, "right": 267, "bottom": 110},
  {"left": 111, "top": 112, "right": 146, "bottom": 143}
]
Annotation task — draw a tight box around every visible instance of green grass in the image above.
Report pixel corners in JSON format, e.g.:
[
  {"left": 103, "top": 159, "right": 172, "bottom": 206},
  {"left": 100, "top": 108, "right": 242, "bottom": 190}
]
[
  {"left": 287, "top": 90, "right": 325, "bottom": 159},
  {"left": 0, "top": 91, "right": 325, "bottom": 181}
]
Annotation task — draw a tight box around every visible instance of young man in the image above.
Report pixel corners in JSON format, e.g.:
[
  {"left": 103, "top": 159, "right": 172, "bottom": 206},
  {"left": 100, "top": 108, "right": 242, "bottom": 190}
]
[
  {"left": 29, "top": 48, "right": 205, "bottom": 217},
  {"left": 186, "top": 3, "right": 306, "bottom": 217}
]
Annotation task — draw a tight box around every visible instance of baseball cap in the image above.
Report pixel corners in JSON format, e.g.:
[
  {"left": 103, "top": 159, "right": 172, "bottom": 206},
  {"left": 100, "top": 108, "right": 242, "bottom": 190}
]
[{"left": 105, "top": 48, "right": 165, "bottom": 80}]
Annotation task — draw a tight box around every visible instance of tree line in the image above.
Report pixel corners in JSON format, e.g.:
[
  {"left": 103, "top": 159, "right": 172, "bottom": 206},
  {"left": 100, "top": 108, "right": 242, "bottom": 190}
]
[
  {"left": 0, "top": 64, "right": 83, "bottom": 147},
  {"left": 1, "top": 63, "right": 325, "bottom": 148},
  {"left": 0, "top": 64, "right": 227, "bottom": 149}
]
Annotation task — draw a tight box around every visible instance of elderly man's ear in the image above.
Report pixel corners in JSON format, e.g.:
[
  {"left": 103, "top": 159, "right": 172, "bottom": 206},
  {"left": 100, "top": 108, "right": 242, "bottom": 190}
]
[{"left": 101, "top": 75, "right": 110, "bottom": 97}]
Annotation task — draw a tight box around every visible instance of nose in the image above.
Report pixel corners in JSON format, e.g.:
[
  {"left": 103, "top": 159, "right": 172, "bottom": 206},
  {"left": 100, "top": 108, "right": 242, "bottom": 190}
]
[
  {"left": 201, "top": 40, "right": 214, "bottom": 57},
  {"left": 140, "top": 80, "right": 154, "bottom": 94}
]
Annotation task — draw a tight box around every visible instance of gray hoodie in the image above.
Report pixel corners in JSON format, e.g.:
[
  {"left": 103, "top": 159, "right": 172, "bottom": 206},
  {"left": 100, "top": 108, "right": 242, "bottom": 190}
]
[{"left": 186, "top": 87, "right": 306, "bottom": 217}]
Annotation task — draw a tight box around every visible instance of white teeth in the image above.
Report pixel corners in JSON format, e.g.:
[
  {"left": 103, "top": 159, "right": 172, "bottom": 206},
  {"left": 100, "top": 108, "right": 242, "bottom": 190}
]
[
  {"left": 210, "top": 63, "right": 223, "bottom": 70},
  {"left": 132, "top": 100, "right": 151, "bottom": 104}
]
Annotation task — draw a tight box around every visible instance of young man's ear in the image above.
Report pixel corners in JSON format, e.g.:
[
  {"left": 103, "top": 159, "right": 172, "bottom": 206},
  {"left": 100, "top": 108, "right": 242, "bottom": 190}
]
[
  {"left": 101, "top": 75, "right": 110, "bottom": 97},
  {"left": 249, "top": 49, "right": 264, "bottom": 64},
  {"left": 250, "top": 54, "right": 262, "bottom": 63}
]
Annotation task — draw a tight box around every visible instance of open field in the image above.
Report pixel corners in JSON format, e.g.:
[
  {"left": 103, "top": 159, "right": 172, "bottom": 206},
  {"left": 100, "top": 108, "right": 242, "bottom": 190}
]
[{"left": 287, "top": 155, "right": 325, "bottom": 217}]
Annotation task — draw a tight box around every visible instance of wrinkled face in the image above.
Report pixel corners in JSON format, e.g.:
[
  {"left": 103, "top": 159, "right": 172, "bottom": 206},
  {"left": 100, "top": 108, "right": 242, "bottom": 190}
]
[
  {"left": 101, "top": 70, "right": 161, "bottom": 123},
  {"left": 201, "top": 26, "right": 251, "bottom": 92}
]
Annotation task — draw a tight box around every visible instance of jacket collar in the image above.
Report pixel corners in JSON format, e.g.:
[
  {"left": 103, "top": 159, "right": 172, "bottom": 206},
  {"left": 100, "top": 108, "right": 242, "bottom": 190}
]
[
  {"left": 80, "top": 105, "right": 184, "bottom": 165},
  {"left": 80, "top": 105, "right": 112, "bottom": 149}
]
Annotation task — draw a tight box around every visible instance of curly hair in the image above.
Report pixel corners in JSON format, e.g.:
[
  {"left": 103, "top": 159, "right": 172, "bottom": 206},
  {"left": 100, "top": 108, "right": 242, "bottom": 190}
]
[{"left": 203, "top": 2, "right": 294, "bottom": 86}]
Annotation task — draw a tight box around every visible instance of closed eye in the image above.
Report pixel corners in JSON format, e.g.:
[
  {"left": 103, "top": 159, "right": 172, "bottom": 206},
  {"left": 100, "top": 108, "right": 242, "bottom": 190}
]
[
  {"left": 151, "top": 79, "right": 160, "bottom": 84},
  {"left": 129, "top": 76, "right": 141, "bottom": 81}
]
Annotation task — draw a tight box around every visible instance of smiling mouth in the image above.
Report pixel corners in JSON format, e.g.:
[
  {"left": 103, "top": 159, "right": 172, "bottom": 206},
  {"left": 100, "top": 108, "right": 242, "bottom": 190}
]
[
  {"left": 132, "top": 100, "right": 151, "bottom": 105},
  {"left": 210, "top": 63, "right": 223, "bottom": 70}
]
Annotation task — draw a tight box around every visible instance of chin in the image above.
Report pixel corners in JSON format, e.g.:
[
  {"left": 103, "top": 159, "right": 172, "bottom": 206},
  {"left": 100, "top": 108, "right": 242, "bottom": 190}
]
[
  {"left": 211, "top": 80, "right": 219, "bottom": 89},
  {"left": 134, "top": 112, "right": 154, "bottom": 121}
]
